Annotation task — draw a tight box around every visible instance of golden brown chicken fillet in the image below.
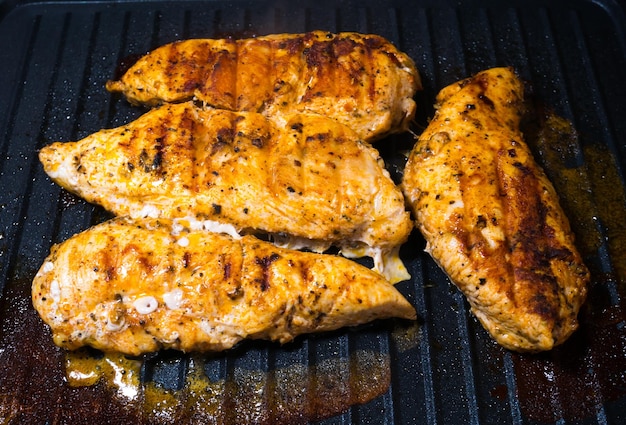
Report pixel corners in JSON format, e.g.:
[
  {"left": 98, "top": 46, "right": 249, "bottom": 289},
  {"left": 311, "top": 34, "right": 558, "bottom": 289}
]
[
  {"left": 32, "top": 216, "right": 416, "bottom": 356},
  {"left": 401, "top": 67, "right": 589, "bottom": 352},
  {"left": 39, "top": 102, "right": 412, "bottom": 283},
  {"left": 105, "top": 31, "right": 421, "bottom": 142}
]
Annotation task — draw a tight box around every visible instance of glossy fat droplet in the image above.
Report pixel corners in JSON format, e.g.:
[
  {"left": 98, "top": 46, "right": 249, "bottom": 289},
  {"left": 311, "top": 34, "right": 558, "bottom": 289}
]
[{"left": 133, "top": 296, "right": 159, "bottom": 314}]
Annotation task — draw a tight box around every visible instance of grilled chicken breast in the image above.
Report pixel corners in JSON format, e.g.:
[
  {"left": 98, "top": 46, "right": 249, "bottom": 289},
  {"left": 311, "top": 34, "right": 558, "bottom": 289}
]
[
  {"left": 39, "top": 102, "right": 412, "bottom": 283},
  {"left": 401, "top": 67, "right": 589, "bottom": 352},
  {"left": 32, "top": 217, "right": 416, "bottom": 356},
  {"left": 105, "top": 31, "right": 421, "bottom": 142}
]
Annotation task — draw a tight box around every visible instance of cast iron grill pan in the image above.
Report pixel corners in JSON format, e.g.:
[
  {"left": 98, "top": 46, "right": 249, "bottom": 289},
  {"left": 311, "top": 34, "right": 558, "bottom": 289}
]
[{"left": 1, "top": 1, "right": 625, "bottom": 424}]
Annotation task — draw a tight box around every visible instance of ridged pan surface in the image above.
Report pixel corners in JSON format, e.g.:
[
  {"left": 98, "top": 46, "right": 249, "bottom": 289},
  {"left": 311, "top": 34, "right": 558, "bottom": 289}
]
[{"left": 0, "top": 0, "right": 625, "bottom": 424}]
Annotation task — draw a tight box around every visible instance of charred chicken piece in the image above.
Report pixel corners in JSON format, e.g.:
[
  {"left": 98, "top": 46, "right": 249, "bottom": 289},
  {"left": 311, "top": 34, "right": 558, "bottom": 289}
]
[
  {"left": 105, "top": 31, "right": 421, "bottom": 142},
  {"left": 39, "top": 102, "right": 412, "bottom": 283},
  {"left": 32, "top": 217, "right": 416, "bottom": 356},
  {"left": 401, "top": 67, "right": 589, "bottom": 352}
]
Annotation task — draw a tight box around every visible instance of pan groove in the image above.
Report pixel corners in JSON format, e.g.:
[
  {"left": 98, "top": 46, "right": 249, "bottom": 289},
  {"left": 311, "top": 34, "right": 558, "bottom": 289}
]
[{"left": 0, "top": 2, "right": 625, "bottom": 424}]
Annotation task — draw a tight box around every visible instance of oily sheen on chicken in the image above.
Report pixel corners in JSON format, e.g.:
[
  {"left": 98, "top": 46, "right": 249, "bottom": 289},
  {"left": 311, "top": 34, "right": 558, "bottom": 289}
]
[
  {"left": 105, "top": 31, "right": 421, "bottom": 142},
  {"left": 39, "top": 102, "right": 412, "bottom": 283},
  {"left": 32, "top": 217, "right": 416, "bottom": 356},
  {"left": 401, "top": 67, "right": 589, "bottom": 352}
]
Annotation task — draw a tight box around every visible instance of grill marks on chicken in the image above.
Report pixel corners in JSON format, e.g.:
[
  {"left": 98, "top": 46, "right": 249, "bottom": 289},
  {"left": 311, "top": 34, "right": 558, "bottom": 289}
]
[
  {"left": 38, "top": 26, "right": 587, "bottom": 355},
  {"left": 39, "top": 102, "right": 412, "bottom": 283},
  {"left": 33, "top": 31, "right": 422, "bottom": 357},
  {"left": 105, "top": 31, "right": 421, "bottom": 142},
  {"left": 401, "top": 67, "right": 589, "bottom": 352},
  {"left": 32, "top": 217, "right": 416, "bottom": 356}
]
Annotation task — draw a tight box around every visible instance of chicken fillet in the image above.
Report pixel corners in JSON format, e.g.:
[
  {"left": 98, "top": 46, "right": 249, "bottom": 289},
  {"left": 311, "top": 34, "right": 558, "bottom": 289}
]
[
  {"left": 32, "top": 217, "right": 416, "bottom": 356},
  {"left": 105, "top": 31, "right": 421, "bottom": 142},
  {"left": 401, "top": 67, "right": 589, "bottom": 352},
  {"left": 39, "top": 102, "right": 412, "bottom": 283}
]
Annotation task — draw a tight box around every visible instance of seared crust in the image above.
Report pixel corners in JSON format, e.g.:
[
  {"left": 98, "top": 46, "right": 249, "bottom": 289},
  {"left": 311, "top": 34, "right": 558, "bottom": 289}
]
[
  {"left": 401, "top": 67, "right": 589, "bottom": 352},
  {"left": 105, "top": 31, "right": 421, "bottom": 142},
  {"left": 32, "top": 217, "right": 416, "bottom": 356}
]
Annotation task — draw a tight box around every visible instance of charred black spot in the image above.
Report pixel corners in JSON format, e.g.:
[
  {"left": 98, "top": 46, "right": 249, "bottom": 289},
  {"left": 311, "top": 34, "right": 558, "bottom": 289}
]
[
  {"left": 305, "top": 132, "right": 328, "bottom": 142},
  {"left": 255, "top": 253, "right": 281, "bottom": 291},
  {"left": 211, "top": 141, "right": 228, "bottom": 155},
  {"left": 251, "top": 138, "right": 264, "bottom": 148},
  {"left": 138, "top": 149, "right": 150, "bottom": 172},
  {"left": 152, "top": 137, "right": 164, "bottom": 171},
  {"left": 291, "top": 122, "right": 304, "bottom": 133},
  {"left": 212, "top": 203, "right": 222, "bottom": 215},
  {"left": 273, "top": 80, "right": 286, "bottom": 93},
  {"left": 216, "top": 127, "right": 235, "bottom": 145},
  {"left": 313, "top": 311, "right": 327, "bottom": 326},
  {"left": 545, "top": 246, "right": 576, "bottom": 262},
  {"left": 513, "top": 161, "right": 531, "bottom": 174},
  {"left": 152, "top": 151, "right": 163, "bottom": 171},
  {"left": 226, "top": 285, "right": 243, "bottom": 300},
  {"left": 266, "top": 253, "right": 281, "bottom": 264},
  {"left": 476, "top": 215, "right": 487, "bottom": 229},
  {"left": 478, "top": 93, "right": 495, "bottom": 109},
  {"left": 529, "top": 292, "right": 558, "bottom": 321}
]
